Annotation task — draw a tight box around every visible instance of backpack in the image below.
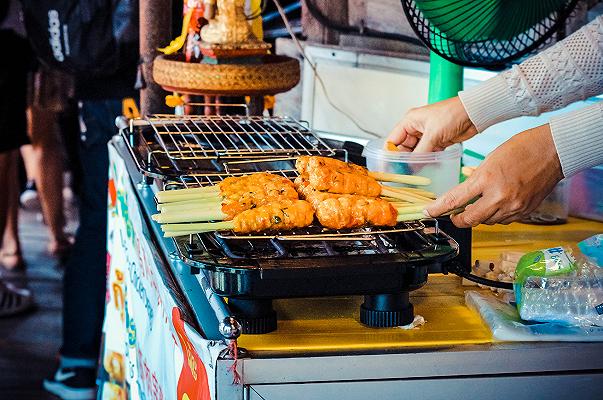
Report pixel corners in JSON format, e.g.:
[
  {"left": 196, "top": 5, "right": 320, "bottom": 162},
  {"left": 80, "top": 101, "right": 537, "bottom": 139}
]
[{"left": 20, "top": 0, "right": 138, "bottom": 78}]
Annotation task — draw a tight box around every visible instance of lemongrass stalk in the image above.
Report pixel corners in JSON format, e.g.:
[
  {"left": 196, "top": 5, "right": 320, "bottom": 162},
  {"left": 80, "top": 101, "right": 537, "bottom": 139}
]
[
  {"left": 380, "top": 196, "right": 404, "bottom": 203},
  {"left": 380, "top": 187, "right": 431, "bottom": 204},
  {"left": 382, "top": 186, "right": 433, "bottom": 203},
  {"left": 396, "top": 212, "right": 427, "bottom": 222},
  {"left": 158, "top": 197, "right": 222, "bottom": 212},
  {"left": 152, "top": 207, "right": 226, "bottom": 224},
  {"left": 369, "top": 171, "right": 431, "bottom": 186},
  {"left": 156, "top": 190, "right": 222, "bottom": 203},
  {"left": 158, "top": 185, "right": 220, "bottom": 196},
  {"left": 399, "top": 187, "right": 436, "bottom": 198},
  {"left": 393, "top": 204, "right": 427, "bottom": 214},
  {"left": 164, "top": 231, "right": 201, "bottom": 238},
  {"left": 162, "top": 220, "right": 234, "bottom": 234},
  {"left": 162, "top": 220, "right": 234, "bottom": 232},
  {"left": 388, "top": 201, "right": 412, "bottom": 208}
]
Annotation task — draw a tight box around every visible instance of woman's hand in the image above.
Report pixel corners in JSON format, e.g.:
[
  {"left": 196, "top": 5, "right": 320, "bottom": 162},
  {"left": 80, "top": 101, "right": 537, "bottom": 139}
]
[
  {"left": 425, "top": 124, "right": 564, "bottom": 227},
  {"left": 387, "top": 97, "right": 478, "bottom": 152}
]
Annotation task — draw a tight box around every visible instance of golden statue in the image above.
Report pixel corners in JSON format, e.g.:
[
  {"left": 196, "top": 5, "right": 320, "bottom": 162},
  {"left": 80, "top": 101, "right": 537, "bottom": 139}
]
[{"left": 201, "top": 0, "right": 253, "bottom": 44}]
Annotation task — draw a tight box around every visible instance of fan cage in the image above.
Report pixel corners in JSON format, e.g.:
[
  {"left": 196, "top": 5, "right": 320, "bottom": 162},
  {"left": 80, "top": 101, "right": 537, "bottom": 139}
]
[{"left": 401, "top": 0, "right": 580, "bottom": 70}]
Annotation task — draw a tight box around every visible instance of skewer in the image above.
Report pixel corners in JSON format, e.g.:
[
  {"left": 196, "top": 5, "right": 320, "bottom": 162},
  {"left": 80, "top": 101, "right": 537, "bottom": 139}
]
[
  {"left": 157, "top": 197, "right": 222, "bottom": 212},
  {"left": 369, "top": 171, "right": 431, "bottom": 186},
  {"left": 156, "top": 189, "right": 221, "bottom": 203},
  {"left": 380, "top": 187, "right": 432, "bottom": 204},
  {"left": 152, "top": 208, "right": 226, "bottom": 224}
]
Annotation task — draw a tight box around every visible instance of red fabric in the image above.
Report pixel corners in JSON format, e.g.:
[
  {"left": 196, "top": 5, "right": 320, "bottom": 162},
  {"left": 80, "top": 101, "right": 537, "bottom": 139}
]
[{"left": 172, "top": 308, "right": 211, "bottom": 400}]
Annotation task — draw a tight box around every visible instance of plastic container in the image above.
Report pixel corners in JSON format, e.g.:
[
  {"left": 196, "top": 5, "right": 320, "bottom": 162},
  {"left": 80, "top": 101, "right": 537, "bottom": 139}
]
[
  {"left": 569, "top": 165, "right": 603, "bottom": 222},
  {"left": 362, "top": 139, "right": 462, "bottom": 196},
  {"left": 521, "top": 179, "right": 570, "bottom": 225}
]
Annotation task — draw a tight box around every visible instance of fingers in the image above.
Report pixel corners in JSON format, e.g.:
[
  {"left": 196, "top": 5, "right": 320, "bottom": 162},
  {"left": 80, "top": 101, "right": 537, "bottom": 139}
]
[
  {"left": 401, "top": 134, "right": 419, "bottom": 149},
  {"left": 387, "top": 118, "right": 420, "bottom": 147},
  {"left": 425, "top": 180, "right": 481, "bottom": 218},
  {"left": 413, "top": 134, "right": 436, "bottom": 153},
  {"left": 449, "top": 198, "right": 498, "bottom": 228}
]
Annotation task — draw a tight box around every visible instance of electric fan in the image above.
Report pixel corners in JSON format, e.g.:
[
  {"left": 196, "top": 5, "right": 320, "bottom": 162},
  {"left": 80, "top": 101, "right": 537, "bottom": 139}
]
[{"left": 401, "top": 0, "right": 580, "bottom": 102}]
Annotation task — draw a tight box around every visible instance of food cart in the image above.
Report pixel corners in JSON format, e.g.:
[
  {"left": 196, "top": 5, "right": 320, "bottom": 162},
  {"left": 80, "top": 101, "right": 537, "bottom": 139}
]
[
  {"left": 96, "top": 1, "right": 603, "bottom": 399},
  {"left": 97, "top": 114, "right": 603, "bottom": 399}
]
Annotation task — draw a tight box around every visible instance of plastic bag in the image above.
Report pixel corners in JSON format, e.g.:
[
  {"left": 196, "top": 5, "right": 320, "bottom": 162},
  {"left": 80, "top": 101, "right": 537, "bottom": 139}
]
[{"left": 514, "top": 239, "right": 603, "bottom": 327}]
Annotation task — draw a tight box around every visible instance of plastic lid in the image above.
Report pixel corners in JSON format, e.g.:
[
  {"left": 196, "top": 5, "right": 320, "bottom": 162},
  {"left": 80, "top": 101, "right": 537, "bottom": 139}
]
[{"left": 362, "top": 139, "right": 462, "bottom": 163}]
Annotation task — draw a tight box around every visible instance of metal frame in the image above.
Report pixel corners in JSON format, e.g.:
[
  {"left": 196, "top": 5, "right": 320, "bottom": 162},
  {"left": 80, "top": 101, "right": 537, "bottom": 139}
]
[{"left": 216, "top": 342, "right": 603, "bottom": 399}]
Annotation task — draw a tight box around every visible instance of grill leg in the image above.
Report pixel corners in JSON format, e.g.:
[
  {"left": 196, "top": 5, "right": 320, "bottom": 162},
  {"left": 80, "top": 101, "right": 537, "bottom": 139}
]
[
  {"left": 360, "top": 293, "right": 414, "bottom": 328},
  {"left": 228, "top": 298, "right": 277, "bottom": 334}
]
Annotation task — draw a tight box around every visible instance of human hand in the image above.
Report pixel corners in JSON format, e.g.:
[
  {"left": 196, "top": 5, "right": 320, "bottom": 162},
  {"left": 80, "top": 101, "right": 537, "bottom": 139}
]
[
  {"left": 425, "top": 124, "right": 563, "bottom": 227},
  {"left": 387, "top": 97, "right": 478, "bottom": 152}
]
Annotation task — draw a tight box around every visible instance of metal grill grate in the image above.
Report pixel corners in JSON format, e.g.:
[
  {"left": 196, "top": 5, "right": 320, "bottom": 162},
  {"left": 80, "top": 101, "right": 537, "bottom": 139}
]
[
  {"left": 120, "top": 113, "right": 434, "bottom": 256},
  {"left": 124, "top": 114, "right": 341, "bottom": 179}
]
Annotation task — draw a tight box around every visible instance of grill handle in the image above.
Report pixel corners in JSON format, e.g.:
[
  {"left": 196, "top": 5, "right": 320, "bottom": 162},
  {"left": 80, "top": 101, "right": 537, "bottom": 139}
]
[{"left": 443, "top": 260, "right": 513, "bottom": 290}]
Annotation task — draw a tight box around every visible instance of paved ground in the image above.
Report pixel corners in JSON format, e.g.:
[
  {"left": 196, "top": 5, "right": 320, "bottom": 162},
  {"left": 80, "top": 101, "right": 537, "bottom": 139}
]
[{"left": 0, "top": 205, "right": 76, "bottom": 399}]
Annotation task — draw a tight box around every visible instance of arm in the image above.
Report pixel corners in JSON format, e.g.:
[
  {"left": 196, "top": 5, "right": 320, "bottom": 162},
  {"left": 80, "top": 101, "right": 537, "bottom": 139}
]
[
  {"left": 425, "top": 102, "right": 603, "bottom": 227},
  {"left": 460, "top": 15, "right": 603, "bottom": 132},
  {"left": 388, "top": 15, "right": 603, "bottom": 153}
]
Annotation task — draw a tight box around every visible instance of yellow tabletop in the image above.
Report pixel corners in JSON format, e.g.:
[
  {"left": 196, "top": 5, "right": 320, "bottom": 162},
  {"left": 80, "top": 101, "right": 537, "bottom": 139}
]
[
  {"left": 473, "top": 217, "right": 603, "bottom": 261},
  {"left": 238, "top": 218, "right": 603, "bottom": 354}
]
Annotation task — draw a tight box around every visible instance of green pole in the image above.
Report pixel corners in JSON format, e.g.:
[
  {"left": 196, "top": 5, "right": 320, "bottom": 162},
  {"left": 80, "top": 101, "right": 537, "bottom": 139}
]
[
  {"left": 427, "top": 52, "right": 466, "bottom": 181},
  {"left": 427, "top": 52, "right": 464, "bottom": 103}
]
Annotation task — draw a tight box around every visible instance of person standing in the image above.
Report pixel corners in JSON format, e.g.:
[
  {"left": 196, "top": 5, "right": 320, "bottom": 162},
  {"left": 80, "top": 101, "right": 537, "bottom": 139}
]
[
  {"left": 0, "top": 0, "right": 34, "bottom": 314},
  {"left": 29, "top": 1, "right": 140, "bottom": 398}
]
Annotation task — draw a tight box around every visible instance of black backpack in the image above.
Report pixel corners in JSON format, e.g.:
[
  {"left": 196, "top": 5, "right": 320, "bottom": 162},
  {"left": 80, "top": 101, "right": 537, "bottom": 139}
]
[{"left": 20, "top": 0, "right": 138, "bottom": 77}]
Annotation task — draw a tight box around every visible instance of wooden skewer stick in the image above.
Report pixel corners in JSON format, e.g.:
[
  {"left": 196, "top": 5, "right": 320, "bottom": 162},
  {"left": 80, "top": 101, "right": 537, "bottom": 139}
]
[{"left": 369, "top": 171, "right": 431, "bottom": 186}]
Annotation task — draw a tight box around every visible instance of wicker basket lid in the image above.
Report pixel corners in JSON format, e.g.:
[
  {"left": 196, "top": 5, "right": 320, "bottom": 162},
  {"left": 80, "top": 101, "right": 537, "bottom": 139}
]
[{"left": 152, "top": 54, "right": 300, "bottom": 96}]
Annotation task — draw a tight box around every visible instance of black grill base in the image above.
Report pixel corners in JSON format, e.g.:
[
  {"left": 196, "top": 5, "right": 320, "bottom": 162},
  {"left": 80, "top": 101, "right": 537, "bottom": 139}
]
[
  {"left": 228, "top": 298, "right": 277, "bottom": 334},
  {"left": 360, "top": 293, "right": 414, "bottom": 328}
]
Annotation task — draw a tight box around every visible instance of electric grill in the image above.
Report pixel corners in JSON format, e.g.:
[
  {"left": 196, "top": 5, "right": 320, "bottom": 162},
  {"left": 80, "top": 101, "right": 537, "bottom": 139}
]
[{"left": 120, "top": 112, "right": 467, "bottom": 334}]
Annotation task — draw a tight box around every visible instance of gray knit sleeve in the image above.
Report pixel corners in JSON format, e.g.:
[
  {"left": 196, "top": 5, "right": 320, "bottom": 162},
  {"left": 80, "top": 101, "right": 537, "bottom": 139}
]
[{"left": 459, "top": 15, "right": 603, "bottom": 132}]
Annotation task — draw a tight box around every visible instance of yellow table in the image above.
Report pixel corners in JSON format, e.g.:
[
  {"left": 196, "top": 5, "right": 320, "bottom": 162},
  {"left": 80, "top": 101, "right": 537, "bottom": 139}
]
[
  {"left": 238, "top": 218, "right": 603, "bottom": 353},
  {"left": 473, "top": 217, "right": 603, "bottom": 261}
]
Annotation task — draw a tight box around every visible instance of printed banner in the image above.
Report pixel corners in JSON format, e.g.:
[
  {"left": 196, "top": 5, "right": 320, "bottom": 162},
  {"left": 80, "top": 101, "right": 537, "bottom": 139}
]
[{"left": 99, "top": 144, "right": 226, "bottom": 400}]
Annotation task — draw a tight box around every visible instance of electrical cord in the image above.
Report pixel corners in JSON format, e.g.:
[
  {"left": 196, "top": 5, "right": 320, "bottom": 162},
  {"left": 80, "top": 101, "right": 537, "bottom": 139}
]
[
  {"left": 446, "top": 261, "right": 514, "bottom": 290},
  {"left": 273, "top": 0, "right": 381, "bottom": 137},
  {"left": 304, "top": 0, "right": 424, "bottom": 47}
]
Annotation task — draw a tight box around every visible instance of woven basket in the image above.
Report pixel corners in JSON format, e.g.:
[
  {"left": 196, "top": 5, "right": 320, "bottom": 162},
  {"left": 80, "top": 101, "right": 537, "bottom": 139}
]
[{"left": 152, "top": 54, "right": 300, "bottom": 96}]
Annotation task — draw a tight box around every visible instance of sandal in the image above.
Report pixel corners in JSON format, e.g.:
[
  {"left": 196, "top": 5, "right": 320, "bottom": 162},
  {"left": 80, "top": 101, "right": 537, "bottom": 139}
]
[{"left": 0, "top": 281, "right": 34, "bottom": 317}]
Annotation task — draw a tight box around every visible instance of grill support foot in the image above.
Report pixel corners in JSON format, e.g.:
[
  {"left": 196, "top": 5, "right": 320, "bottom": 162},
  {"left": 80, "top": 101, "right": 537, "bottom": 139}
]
[
  {"left": 228, "top": 298, "right": 277, "bottom": 334},
  {"left": 360, "top": 293, "right": 414, "bottom": 328}
]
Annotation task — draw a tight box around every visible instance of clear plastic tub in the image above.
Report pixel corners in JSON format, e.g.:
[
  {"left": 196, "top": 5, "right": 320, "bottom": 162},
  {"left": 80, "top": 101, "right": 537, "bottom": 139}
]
[
  {"left": 521, "top": 179, "right": 570, "bottom": 225},
  {"left": 362, "top": 139, "right": 462, "bottom": 195}
]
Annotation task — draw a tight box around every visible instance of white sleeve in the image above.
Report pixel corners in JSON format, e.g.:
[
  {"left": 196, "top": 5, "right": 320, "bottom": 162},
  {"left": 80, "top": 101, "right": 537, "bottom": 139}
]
[
  {"left": 550, "top": 102, "right": 603, "bottom": 177},
  {"left": 458, "top": 15, "right": 603, "bottom": 132}
]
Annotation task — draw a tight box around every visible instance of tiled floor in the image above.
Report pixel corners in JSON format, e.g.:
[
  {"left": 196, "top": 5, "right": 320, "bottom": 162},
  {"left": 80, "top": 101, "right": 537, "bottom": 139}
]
[{"left": 0, "top": 205, "right": 76, "bottom": 399}]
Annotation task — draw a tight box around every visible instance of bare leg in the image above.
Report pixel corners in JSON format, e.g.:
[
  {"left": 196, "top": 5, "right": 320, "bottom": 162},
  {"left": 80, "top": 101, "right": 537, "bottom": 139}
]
[
  {"left": 27, "top": 106, "right": 69, "bottom": 255},
  {"left": 0, "top": 150, "right": 23, "bottom": 270},
  {"left": 20, "top": 144, "right": 36, "bottom": 182}
]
